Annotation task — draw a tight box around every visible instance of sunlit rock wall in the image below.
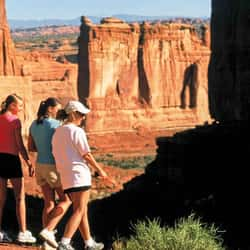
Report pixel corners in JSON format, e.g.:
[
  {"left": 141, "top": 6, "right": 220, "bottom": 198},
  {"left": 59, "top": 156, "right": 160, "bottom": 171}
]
[
  {"left": 78, "top": 16, "right": 211, "bottom": 132},
  {"left": 0, "top": 0, "right": 32, "bottom": 134},
  {"left": 16, "top": 51, "right": 78, "bottom": 115},
  {"left": 0, "top": 0, "right": 78, "bottom": 136},
  {"left": 0, "top": 0, "right": 20, "bottom": 75}
]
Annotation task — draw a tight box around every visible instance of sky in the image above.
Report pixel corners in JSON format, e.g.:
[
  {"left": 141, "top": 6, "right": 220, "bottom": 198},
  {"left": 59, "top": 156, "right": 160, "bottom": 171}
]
[{"left": 6, "top": 0, "right": 211, "bottom": 20}]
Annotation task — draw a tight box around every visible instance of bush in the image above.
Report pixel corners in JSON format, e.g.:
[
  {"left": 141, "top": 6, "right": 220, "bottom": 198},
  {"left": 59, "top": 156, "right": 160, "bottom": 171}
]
[{"left": 113, "top": 214, "right": 225, "bottom": 250}]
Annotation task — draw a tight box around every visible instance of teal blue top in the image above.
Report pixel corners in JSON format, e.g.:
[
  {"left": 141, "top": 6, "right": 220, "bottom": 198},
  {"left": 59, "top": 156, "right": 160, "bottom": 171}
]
[{"left": 30, "top": 118, "right": 61, "bottom": 164}]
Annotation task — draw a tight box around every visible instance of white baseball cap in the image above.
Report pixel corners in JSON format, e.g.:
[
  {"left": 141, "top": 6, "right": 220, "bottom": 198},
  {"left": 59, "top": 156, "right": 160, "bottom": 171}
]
[{"left": 65, "top": 100, "right": 90, "bottom": 115}]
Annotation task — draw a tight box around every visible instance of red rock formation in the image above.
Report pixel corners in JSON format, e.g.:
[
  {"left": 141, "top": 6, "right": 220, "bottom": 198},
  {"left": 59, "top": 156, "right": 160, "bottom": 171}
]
[
  {"left": 0, "top": 0, "right": 78, "bottom": 134},
  {"left": 78, "top": 17, "right": 211, "bottom": 133},
  {"left": 0, "top": 0, "right": 32, "bottom": 132},
  {"left": 0, "top": 0, "right": 20, "bottom": 75},
  {"left": 78, "top": 16, "right": 140, "bottom": 106},
  {"left": 16, "top": 50, "right": 78, "bottom": 117},
  {"left": 1, "top": 0, "right": 212, "bottom": 139}
]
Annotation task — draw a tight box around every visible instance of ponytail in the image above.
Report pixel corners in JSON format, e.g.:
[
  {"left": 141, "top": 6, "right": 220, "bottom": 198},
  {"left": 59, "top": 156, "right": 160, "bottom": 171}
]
[
  {"left": 36, "top": 101, "right": 47, "bottom": 124},
  {"left": 36, "top": 97, "right": 60, "bottom": 124}
]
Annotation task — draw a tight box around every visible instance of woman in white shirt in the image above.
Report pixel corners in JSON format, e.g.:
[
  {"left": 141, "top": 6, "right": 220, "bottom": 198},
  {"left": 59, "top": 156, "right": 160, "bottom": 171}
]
[{"left": 52, "top": 101, "right": 112, "bottom": 250}]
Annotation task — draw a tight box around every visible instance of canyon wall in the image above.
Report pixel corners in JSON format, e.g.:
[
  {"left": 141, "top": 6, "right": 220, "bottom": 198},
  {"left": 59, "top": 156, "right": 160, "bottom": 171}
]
[
  {"left": 0, "top": 0, "right": 78, "bottom": 134},
  {"left": 0, "top": 0, "right": 19, "bottom": 75},
  {"left": 209, "top": 0, "right": 250, "bottom": 121},
  {"left": 0, "top": 0, "right": 32, "bottom": 132},
  {"left": 1, "top": 0, "right": 211, "bottom": 136},
  {"left": 16, "top": 51, "right": 78, "bottom": 118},
  {"left": 78, "top": 17, "right": 211, "bottom": 133}
]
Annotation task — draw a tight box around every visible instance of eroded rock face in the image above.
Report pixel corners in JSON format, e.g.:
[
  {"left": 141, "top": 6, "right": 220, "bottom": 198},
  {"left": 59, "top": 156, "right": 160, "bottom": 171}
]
[
  {"left": 1, "top": 0, "right": 211, "bottom": 137},
  {"left": 0, "top": 0, "right": 78, "bottom": 134},
  {"left": 209, "top": 0, "right": 250, "bottom": 121},
  {"left": 78, "top": 17, "right": 211, "bottom": 133},
  {"left": 16, "top": 50, "right": 78, "bottom": 119},
  {"left": 0, "top": 0, "right": 32, "bottom": 131},
  {"left": 0, "top": 76, "right": 33, "bottom": 135},
  {"left": 0, "top": 0, "right": 20, "bottom": 75}
]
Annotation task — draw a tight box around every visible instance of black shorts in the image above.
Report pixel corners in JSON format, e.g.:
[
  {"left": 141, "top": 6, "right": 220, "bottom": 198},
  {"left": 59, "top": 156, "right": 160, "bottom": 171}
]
[
  {"left": 0, "top": 153, "right": 23, "bottom": 179},
  {"left": 64, "top": 185, "right": 91, "bottom": 194}
]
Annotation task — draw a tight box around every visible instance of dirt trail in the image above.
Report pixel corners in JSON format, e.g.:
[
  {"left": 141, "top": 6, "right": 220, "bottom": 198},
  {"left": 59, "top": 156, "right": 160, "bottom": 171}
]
[{"left": 0, "top": 243, "right": 39, "bottom": 250}]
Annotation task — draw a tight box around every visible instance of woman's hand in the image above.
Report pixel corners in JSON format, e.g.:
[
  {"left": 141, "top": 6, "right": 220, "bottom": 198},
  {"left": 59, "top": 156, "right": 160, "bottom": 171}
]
[
  {"left": 28, "top": 163, "right": 35, "bottom": 177},
  {"left": 97, "top": 172, "right": 117, "bottom": 186},
  {"left": 83, "top": 152, "right": 117, "bottom": 186},
  {"left": 98, "top": 168, "right": 108, "bottom": 178}
]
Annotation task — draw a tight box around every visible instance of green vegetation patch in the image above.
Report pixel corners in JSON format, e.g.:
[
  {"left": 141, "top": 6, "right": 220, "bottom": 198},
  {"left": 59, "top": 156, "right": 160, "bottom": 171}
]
[
  {"left": 96, "top": 154, "right": 155, "bottom": 169},
  {"left": 113, "top": 214, "right": 225, "bottom": 250}
]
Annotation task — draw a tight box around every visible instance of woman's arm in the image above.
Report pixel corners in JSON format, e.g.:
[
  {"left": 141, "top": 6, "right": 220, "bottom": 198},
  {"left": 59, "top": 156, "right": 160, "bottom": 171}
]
[
  {"left": 83, "top": 152, "right": 107, "bottom": 177},
  {"left": 83, "top": 152, "right": 117, "bottom": 186},
  {"left": 14, "top": 127, "right": 35, "bottom": 177},
  {"left": 28, "top": 134, "right": 37, "bottom": 152}
]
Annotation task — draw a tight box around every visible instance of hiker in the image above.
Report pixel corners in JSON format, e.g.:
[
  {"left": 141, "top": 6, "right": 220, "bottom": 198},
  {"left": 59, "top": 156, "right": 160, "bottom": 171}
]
[
  {"left": 28, "top": 97, "right": 71, "bottom": 250},
  {"left": 0, "top": 94, "right": 36, "bottom": 244},
  {"left": 52, "top": 100, "right": 115, "bottom": 250}
]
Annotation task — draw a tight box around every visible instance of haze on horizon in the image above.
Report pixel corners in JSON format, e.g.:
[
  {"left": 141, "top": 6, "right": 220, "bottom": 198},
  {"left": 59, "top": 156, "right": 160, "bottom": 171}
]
[{"left": 6, "top": 0, "right": 211, "bottom": 20}]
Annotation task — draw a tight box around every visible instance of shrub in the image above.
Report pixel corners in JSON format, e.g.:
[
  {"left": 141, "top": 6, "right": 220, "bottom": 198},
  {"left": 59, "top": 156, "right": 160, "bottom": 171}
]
[{"left": 113, "top": 214, "right": 225, "bottom": 250}]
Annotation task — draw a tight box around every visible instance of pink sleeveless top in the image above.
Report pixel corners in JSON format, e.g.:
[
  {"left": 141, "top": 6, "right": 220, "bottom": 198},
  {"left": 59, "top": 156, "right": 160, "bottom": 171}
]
[{"left": 0, "top": 113, "right": 21, "bottom": 155}]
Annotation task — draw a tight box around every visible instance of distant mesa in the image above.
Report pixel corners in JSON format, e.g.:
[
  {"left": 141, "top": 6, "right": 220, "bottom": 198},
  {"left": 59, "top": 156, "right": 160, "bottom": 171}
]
[
  {"left": 8, "top": 15, "right": 210, "bottom": 29},
  {"left": 100, "top": 17, "right": 125, "bottom": 24}
]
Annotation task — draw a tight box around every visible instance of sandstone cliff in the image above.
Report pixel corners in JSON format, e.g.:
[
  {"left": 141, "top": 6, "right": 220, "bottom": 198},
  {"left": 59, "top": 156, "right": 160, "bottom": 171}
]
[
  {"left": 0, "top": 0, "right": 78, "bottom": 135},
  {"left": 1, "top": 0, "right": 211, "bottom": 137},
  {"left": 0, "top": 0, "right": 19, "bottom": 75},
  {"left": 78, "top": 17, "right": 211, "bottom": 133},
  {"left": 16, "top": 50, "right": 78, "bottom": 108},
  {"left": 0, "top": 0, "right": 32, "bottom": 133}
]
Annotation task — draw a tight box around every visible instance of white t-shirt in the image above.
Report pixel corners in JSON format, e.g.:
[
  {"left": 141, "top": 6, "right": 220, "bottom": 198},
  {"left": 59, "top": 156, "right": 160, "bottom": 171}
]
[{"left": 52, "top": 123, "right": 91, "bottom": 190}]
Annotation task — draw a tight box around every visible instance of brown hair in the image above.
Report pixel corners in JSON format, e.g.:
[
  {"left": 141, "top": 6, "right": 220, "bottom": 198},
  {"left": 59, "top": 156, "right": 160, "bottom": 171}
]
[
  {"left": 36, "top": 97, "right": 60, "bottom": 124},
  {"left": 56, "top": 110, "right": 85, "bottom": 123},
  {"left": 0, "top": 94, "right": 22, "bottom": 114}
]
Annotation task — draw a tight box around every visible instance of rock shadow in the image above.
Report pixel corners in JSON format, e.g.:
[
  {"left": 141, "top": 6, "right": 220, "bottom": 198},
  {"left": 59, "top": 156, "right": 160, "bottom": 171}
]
[{"left": 181, "top": 62, "right": 199, "bottom": 109}]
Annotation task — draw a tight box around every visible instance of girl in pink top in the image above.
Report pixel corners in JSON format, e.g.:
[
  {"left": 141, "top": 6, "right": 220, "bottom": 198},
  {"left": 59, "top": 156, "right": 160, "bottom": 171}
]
[{"left": 0, "top": 94, "right": 36, "bottom": 244}]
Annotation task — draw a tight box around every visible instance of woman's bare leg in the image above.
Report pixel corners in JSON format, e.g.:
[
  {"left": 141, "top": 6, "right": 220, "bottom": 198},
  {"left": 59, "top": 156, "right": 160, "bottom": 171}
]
[
  {"left": 45, "top": 186, "right": 71, "bottom": 231},
  {"left": 10, "top": 178, "right": 26, "bottom": 232},
  {"left": 63, "top": 190, "right": 90, "bottom": 239},
  {"left": 78, "top": 202, "right": 91, "bottom": 241},
  {"left": 0, "top": 178, "right": 7, "bottom": 231},
  {"left": 41, "top": 183, "right": 55, "bottom": 227}
]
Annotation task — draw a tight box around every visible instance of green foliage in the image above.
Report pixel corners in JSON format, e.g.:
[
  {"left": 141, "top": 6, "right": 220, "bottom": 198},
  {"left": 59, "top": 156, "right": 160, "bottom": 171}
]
[
  {"left": 113, "top": 214, "right": 225, "bottom": 250},
  {"left": 96, "top": 154, "right": 155, "bottom": 169}
]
